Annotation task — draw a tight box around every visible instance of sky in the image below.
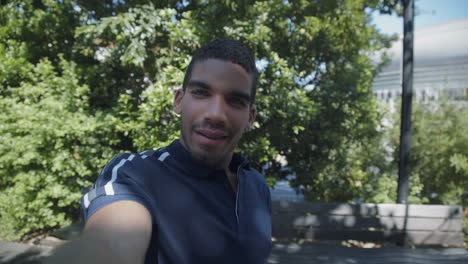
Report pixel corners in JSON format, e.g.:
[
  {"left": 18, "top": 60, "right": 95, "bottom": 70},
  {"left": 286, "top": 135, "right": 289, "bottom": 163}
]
[{"left": 372, "top": 0, "right": 468, "bottom": 35}]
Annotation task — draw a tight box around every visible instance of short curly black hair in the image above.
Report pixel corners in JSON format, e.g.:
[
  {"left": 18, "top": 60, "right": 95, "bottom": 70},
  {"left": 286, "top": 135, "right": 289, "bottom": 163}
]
[{"left": 182, "top": 39, "right": 258, "bottom": 105}]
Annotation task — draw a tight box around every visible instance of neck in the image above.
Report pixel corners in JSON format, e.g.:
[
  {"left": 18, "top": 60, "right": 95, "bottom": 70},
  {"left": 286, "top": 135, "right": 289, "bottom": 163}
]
[{"left": 178, "top": 138, "right": 234, "bottom": 170}]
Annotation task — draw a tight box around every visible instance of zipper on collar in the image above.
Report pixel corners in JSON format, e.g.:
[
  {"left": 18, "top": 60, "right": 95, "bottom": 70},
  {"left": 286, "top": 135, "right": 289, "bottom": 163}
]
[
  {"left": 234, "top": 160, "right": 248, "bottom": 226},
  {"left": 235, "top": 164, "right": 241, "bottom": 225}
]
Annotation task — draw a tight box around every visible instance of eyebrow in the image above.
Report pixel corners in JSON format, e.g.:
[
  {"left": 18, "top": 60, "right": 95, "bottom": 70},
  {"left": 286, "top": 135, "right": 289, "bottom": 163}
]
[
  {"left": 187, "top": 80, "right": 211, "bottom": 90},
  {"left": 188, "top": 79, "right": 251, "bottom": 103}
]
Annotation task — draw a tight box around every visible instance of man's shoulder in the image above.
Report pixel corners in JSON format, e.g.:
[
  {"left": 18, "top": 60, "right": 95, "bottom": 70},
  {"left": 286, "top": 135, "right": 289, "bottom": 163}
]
[
  {"left": 83, "top": 147, "right": 170, "bottom": 221},
  {"left": 105, "top": 147, "right": 168, "bottom": 167},
  {"left": 95, "top": 147, "right": 169, "bottom": 185},
  {"left": 243, "top": 166, "right": 269, "bottom": 189},
  {"left": 117, "top": 148, "right": 168, "bottom": 161},
  {"left": 243, "top": 166, "right": 263, "bottom": 179}
]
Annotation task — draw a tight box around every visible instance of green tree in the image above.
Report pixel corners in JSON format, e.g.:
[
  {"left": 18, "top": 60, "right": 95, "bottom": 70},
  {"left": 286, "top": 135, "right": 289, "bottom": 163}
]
[
  {"left": 356, "top": 99, "right": 468, "bottom": 206},
  {"left": 0, "top": 57, "right": 117, "bottom": 240},
  {"left": 0, "top": 0, "right": 398, "bottom": 240},
  {"left": 390, "top": 99, "right": 468, "bottom": 205},
  {"left": 74, "top": 0, "right": 397, "bottom": 200}
]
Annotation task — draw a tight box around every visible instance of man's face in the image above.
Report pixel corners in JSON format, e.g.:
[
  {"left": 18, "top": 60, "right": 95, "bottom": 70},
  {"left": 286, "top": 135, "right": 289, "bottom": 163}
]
[{"left": 174, "top": 58, "right": 256, "bottom": 168}]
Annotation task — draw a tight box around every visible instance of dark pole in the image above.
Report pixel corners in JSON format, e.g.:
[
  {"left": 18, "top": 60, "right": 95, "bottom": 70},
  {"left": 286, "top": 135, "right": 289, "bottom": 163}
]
[{"left": 397, "top": 0, "right": 414, "bottom": 204}]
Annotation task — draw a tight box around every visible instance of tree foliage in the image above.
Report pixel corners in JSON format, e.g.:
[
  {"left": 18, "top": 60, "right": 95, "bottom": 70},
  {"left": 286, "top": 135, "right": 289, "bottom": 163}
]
[
  {"left": 0, "top": 57, "right": 117, "bottom": 240},
  {"left": 356, "top": 99, "right": 468, "bottom": 206},
  {"left": 390, "top": 100, "right": 468, "bottom": 205},
  {"left": 0, "top": 0, "right": 400, "bottom": 240}
]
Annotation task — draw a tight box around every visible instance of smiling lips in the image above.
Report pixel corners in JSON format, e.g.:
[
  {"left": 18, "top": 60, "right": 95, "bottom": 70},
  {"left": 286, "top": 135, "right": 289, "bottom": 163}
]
[{"left": 195, "top": 129, "right": 229, "bottom": 145}]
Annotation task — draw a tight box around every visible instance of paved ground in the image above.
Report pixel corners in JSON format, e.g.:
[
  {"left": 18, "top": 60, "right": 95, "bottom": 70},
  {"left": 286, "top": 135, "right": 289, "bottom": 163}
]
[
  {"left": 269, "top": 242, "right": 468, "bottom": 264},
  {"left": 0, "top": 241, "right": 51, "bottom": 264},
  {"left": 1, "top": 240, "right": 468, "bottom": 263}
]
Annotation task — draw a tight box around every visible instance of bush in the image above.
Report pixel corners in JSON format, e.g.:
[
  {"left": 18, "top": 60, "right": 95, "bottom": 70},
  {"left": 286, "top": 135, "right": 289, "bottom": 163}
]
[{"left": 0, "top": 58, "right": 117, "bottom": 240}]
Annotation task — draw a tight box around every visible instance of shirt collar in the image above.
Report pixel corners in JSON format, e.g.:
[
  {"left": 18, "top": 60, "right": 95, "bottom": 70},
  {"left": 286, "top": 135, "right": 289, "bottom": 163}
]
[{"left": 166, "top": 139, "right": 249, "bottom": 179}]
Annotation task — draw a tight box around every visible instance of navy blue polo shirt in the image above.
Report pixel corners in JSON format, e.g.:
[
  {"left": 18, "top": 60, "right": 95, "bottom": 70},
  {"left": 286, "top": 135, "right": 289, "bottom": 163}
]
[{"left": 81, "top": 139, "right": 272, "bottom": 263}]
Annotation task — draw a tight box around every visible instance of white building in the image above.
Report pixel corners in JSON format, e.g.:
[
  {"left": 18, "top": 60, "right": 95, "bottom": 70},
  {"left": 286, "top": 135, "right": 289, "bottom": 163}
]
[{"left": 372, "top": 18, "right": 468, "bottom": 101}]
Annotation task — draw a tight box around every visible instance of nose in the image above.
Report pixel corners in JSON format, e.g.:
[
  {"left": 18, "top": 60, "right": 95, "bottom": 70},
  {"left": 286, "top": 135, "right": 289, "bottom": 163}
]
[{"left": 204, "top": 95, "right": 227, "bottom": 127}]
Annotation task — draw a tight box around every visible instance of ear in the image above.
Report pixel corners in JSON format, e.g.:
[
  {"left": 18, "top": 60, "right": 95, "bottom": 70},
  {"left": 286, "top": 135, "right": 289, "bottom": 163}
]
[
  {"left": 247, "top": 105, "right": 256, "bottom": 130},
  {"left": 174, "top": 89, "right": 184, "bottom": 115}
]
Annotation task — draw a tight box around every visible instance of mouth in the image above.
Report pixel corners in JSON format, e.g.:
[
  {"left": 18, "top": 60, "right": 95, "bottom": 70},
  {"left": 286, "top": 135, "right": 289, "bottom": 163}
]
[
  {"left": 195, "top": 129, "right": 228, "bottom": 139},
  {"left": 194, "top": 129, "right": 229, "bottom": 145}
]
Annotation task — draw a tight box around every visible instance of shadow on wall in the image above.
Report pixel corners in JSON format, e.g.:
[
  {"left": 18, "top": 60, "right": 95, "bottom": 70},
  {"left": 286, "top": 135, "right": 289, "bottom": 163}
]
[{"left": 271, "top": 200, "right": 464, "bottom": 247}]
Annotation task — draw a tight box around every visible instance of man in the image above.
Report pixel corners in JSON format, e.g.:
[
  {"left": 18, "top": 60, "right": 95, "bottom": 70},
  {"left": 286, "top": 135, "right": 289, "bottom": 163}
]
[{"left": 47, "top": 39, "right": 272, "bottom": 264}]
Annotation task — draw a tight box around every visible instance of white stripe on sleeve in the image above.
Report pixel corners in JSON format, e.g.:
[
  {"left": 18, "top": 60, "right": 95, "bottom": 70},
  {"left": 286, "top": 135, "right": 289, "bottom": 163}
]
[
  {"left": 83, "top": 193, "right": 90, "bottom": 208},
  {"left": 159, "top": 152, "right": 170, "bottom": 162},
  {"left": 104, "top": 154, "right": 135, "bottom": 196}
]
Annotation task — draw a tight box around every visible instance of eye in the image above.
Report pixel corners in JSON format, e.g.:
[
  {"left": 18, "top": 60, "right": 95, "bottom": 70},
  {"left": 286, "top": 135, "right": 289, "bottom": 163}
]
[
  {"left": 191, "top": 89, "right": 209, "bottom": 97},
  {"left": 228, "top": 97, "right": 248, "bottom": 107}
]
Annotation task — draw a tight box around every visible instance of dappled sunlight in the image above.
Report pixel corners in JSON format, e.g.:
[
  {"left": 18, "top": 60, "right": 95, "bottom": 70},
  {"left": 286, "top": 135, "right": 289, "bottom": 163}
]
[{"left": 272, "top": 200, "right": 464, "bottom": 247}]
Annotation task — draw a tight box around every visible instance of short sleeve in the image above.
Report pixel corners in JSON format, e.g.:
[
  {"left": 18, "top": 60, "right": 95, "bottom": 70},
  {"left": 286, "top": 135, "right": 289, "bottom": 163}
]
[{"left": 81, "top": 153, "right": 153, "bottom": 222}]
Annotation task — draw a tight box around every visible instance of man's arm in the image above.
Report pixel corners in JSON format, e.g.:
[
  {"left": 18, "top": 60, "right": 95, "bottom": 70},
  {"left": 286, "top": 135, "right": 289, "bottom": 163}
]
[{"left": 46, "top": 200, "right": 152, "bottom": 264}]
